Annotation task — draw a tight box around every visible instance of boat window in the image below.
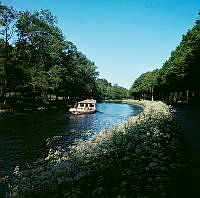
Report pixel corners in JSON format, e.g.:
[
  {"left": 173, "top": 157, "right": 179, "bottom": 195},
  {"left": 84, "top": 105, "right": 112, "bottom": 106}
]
[
  {"left": 90, "top": 104, "right": 94, "bottom": 107},
  {"left": 79, "top": 103, "right": 84, "bottom": 107}
]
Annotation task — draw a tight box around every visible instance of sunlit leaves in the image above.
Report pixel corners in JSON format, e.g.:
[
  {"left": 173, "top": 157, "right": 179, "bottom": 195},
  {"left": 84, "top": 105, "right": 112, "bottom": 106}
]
[
  {"left": 0, "top": 3, "right": 100, "bottom": 104},
  {"left": 130, "top": 15, "right": 200, "bottom": 100}
]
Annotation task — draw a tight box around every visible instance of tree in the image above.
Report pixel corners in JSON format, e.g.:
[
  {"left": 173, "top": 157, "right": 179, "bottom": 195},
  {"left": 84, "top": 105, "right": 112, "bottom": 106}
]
[
  {"left": 195, "top": 11, "right": 200, "bottom": 25},
  {"left": 64, "top": 51, "right": 99, "bottom": 99},
  {"left": 130, "top": 11, "right": 200, "bottom": 104},
  {"left": 0, "top": 3, "right": 16, "bottom": 101},
  {"left": 15, "top": 9, "right": 68, "bottom": 102},
  {"left": 129, "top": 70, "right": 159, "bottom": 100},
  {"left": 0, "top": 3, "right": 103, "bottom": 108},
  {"left": 97, "top": 78, "right": 129, "bottom": 100}
]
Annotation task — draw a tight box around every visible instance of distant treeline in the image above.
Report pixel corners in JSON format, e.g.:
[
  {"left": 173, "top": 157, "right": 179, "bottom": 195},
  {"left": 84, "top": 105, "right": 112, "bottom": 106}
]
[
  {"left": 97, "top": 78, "right": 129, "bottom": 100},
  {"left": 129, "top": 12, "right": 200, "bottom": 104},
  {"left": 0, "top": 3, "right": 128, "bottom": 109}
]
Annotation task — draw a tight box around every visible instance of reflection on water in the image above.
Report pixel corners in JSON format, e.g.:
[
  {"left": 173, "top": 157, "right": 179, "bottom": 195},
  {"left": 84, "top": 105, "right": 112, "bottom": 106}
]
[{"left": 0, "top": 103, "right": 142, "bottom": 175}]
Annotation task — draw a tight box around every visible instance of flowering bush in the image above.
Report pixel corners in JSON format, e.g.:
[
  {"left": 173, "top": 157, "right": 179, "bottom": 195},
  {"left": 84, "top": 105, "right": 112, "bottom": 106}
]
[{"left": 4, "top": 100, "right": 185, "bottom": 198}]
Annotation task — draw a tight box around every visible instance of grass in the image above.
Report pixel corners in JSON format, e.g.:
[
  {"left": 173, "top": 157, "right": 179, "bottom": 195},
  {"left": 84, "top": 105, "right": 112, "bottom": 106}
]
[
  {"left": 2, "top": 100, "right": 186, "bottom": 198},
  {"left": 0, "top": 94, "right": 72, "bottom": 112}
]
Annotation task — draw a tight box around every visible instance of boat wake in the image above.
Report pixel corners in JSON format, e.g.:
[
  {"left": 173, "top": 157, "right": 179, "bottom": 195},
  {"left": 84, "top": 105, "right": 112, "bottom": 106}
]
[{"left": 96, "top": 110, "right": 104, "bottom": 114}]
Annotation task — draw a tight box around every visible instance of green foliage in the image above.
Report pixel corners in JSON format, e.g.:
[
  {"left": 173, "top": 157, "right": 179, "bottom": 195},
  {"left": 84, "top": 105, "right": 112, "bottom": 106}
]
[
  {"left": 129, "top": 15, "right": 200, "bottom": 103},
  {"left": 0, "top": 3, "right": 16, "bottom": 40},
  {"left": 130, "top": 70, "right": 159, "bottom": 93},
  {"left": 0, "top": 3, "right": 17, "bottom": 101},
  {"left": 0, "top": 3, "right": 129, "bottom": 108},
  {"left": 195, "top": 11, "right": 200, "bottom": 25},
  {"left": 97, "top": 79, "right": 129, "bottom": 100},
  {"left": 0, "top": 3, "right": 108, "bottom": 107},
  {"left": 129, "top": 69, "right": 159, "bottom": 101}
]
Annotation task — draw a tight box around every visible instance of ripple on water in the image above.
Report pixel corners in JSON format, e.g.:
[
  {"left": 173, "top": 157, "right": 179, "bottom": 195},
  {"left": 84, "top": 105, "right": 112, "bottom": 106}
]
[{"left": 0, "top": 103, "right": 142, "bottom": 174}]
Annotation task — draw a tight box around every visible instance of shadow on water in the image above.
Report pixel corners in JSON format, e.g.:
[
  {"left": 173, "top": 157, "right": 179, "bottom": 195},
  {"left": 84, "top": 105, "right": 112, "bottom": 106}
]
[{"left": 0, "top": 103, "right": 142, "bottom": 194}]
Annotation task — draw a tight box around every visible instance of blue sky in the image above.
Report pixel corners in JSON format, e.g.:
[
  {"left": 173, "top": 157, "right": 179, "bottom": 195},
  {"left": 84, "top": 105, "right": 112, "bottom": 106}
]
[{"left": 2, "top": 0, "right": 200, "bottom": 88}]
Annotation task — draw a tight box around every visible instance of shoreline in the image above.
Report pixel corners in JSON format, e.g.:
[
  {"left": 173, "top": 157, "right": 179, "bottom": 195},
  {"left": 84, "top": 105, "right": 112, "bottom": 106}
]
[
  {"left": 0, "top": 99, "right": 142, "bottom": 114},
  {"left": 104, "top": 99, "right": 145, "bottom": 109},
  {"left": 4, "top": 100, "right": 186, "bottom": 197}
]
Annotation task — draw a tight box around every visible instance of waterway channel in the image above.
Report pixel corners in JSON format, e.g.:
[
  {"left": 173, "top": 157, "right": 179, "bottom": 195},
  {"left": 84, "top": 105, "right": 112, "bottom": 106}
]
[{"left": 0, "top": 103, "right": 142, "bottom": 177}]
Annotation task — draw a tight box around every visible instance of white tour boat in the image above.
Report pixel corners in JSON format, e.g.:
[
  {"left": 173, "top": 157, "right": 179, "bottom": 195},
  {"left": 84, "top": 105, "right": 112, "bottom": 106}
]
[{"left": 69, "top": 99, "right": 96, "bottom": 115}]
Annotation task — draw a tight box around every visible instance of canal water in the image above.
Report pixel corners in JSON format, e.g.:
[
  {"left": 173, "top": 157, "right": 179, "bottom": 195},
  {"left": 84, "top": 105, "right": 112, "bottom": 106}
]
[{"left": 0, "top": 103, "right": 142, "bottom": 176}]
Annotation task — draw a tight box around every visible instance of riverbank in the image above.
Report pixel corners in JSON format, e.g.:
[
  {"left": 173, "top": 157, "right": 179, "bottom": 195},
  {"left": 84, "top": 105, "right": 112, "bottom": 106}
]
[
  {"left": 105, "top": 99, "right": 145, "bottom": 108},
  {"left": 0, "top": 99, "right": 73, "bottom": 114},
  {"left": 2, "top": 100, "right": 186, "bottom": 197}
]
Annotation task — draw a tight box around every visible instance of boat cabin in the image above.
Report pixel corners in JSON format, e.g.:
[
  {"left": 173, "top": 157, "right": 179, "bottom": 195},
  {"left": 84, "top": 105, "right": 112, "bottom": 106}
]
[{"left": 77, "top": 99, "right": 96, "bottom": 110}]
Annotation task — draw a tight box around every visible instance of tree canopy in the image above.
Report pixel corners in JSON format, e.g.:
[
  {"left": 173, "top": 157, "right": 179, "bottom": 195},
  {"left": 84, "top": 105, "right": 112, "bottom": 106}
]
[
  {"left": 97, "top": 78, "right": 129, "bottom": 100},
  {"left": 0, "top": 3, "right": 129, "bottom": 109},
  {"left": 129, "top": 12, "right": 200, "bottom": 104}
]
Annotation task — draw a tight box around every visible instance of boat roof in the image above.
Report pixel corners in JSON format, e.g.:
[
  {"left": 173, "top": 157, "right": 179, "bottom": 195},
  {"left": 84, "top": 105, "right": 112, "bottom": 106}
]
[{"left": 78, "top": 99, "right": 96, "bottom": 104}]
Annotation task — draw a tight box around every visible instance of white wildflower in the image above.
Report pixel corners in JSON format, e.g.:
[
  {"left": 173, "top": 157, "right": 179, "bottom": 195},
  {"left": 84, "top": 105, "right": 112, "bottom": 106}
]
[{"left": 148, "top": 162, "right": 157, "bottom": 168}]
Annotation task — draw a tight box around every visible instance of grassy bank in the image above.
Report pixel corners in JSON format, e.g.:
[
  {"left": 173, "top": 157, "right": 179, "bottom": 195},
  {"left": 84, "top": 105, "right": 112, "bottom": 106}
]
[
  {"left": 3, "top": 100, "right": 185, "bottom": 197},
  {"left": 0, "top": 98, "right": 74, "bottom": 113}
]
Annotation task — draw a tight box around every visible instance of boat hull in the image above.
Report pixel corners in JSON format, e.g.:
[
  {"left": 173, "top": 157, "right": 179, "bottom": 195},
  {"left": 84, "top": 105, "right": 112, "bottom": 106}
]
[{"left": 69, "top": 108, "right": 96, "bottom": 115}]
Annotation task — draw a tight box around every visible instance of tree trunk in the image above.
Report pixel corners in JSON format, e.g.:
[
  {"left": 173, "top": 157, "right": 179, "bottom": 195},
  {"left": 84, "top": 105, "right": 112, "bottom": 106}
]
[
  {"left": 175, "top": 92, "right": 179, "bottom": 104},
  {"left": 172, "top": 91, "right": 175, "bottom": 103},
  {"left": 0, "top": 88, "right": 6, "bottom": 102},
  {"left": 186, "top": 90, "right": 189, "bottom": 104},
  {"left": 151, "top": 87, "right": 154, "bottom": 101},
  {"left": 0, "top": 29, "right": 9, "bottom": 104}
]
